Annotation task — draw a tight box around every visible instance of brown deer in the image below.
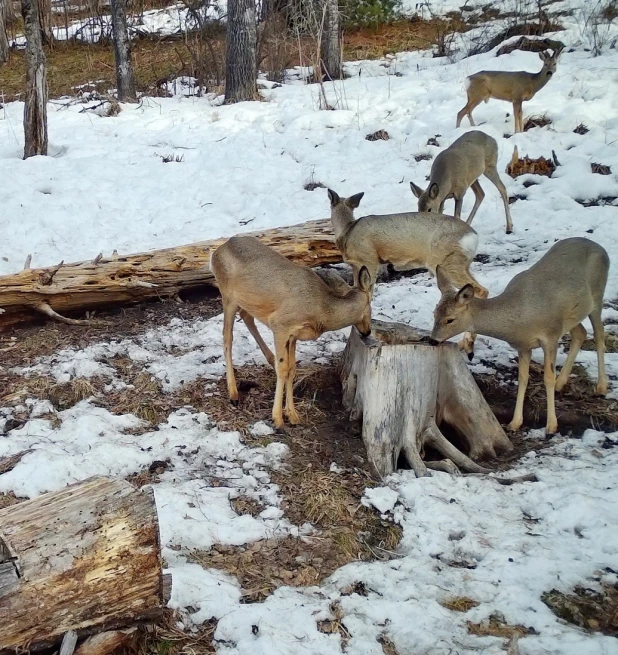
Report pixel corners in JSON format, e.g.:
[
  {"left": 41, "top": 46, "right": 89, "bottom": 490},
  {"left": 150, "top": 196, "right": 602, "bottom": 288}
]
[
  {"left": 431, "top": 237, "right": 609, "bottom": 434},
  {"left": 410, "top": 130, "right": 513, "bottom": 233},
  {"left": 456, "top": 48, "right": 562, "bottom": 133},
  {"left": 327, "top": 188, "right": 487, "bottom": 358},
  {"left": 210, "top": 235, "right": 372, "bottom": 429}
]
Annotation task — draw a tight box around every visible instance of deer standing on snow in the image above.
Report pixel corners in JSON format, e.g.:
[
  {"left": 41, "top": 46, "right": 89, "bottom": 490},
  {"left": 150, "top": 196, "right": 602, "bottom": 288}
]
[
  {"left": 327, "top": 188, "right": 486, "bottom": 358},
  {"left": 410, "top": 130, "right": 514, "bottom": 234},
  {"left": 431, "top": 237, "right": 609, "bottom": 435},
  {"left": 210, "top": 235, "right": 372, "bottom": 429},
  {"left": 456, "top": 48, "right": 562, "bottom": 134}
]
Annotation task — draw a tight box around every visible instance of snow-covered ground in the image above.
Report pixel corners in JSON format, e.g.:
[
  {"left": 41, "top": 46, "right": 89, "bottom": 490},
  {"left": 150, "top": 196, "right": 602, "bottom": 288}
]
[{"left": 2, "top": 6, "right": 618, "bottom": 654}]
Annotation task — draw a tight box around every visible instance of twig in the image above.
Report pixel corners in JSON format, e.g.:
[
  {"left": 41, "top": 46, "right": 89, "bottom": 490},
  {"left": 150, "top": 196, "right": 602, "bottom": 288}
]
[
  {"left": 34, "top": 302, "right": 107, "bottom": 327},
  {"left": 59, "top": 631, "right": 78, "bottom": 655}
]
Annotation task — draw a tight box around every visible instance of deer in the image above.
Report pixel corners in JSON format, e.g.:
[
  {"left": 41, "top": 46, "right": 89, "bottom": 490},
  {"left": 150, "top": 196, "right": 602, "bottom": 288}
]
[
  {"left": 327, "top": 188, "right": 487, "bottom": 359},
  {"left": 410, "top": 130, "right": 514, "bottom": 234},
  {"left": 456, "top": 48, "right": 562, "bottom": 134},
  {"left": 430, "top": 237, "right": 609, "bottom": 435},
  {"left": 210, "top": 235, "right": 372, "bottom": 429}
]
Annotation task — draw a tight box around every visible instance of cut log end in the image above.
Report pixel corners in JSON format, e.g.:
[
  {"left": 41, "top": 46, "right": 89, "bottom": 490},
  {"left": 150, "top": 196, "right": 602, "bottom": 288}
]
[{"left": 341, "top": 321, "right": 512, "bottom": 478}]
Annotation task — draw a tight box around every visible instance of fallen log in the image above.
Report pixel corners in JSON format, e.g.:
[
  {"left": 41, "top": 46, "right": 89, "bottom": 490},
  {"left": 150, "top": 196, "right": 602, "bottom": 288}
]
[
  {"left": 0, "top": 476, "right": 170, "bottom": 653},
  {"left": 341, "top": 320, "right": 513, "bottom": 478},
  {"left": 0, "top": 218, "right": 340, "bottom": 330}
]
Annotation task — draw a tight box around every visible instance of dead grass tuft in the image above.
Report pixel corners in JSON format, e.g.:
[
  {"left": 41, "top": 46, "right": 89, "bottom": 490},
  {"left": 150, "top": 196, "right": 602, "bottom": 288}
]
[
  {"left": 230, "top": 496, "right": 263, "bottom": 517},
  {"left": 126, "top": 460, "right": 170, "bottom": 488},
  {"left": 467, "top": 612, "right": 536, "bottom": 638},
  {"left": 366, "top": 129, "right": 390, "bottom": 141},
  {"left": 0, "top": 450, "right": 33, "bottom": 476},
  {"left": 523, "top": 114, "right": 551, "bottom": 131},
  {"left": 591, "top": 162, "right": 612, "bottom": 175},
  {"left": 506, "top": 153, "right": 555, "bottom": 178},
  {"left": 581, "top": 333, "right": 618, "bottom": 353},
  {"left": 317, "top": 601, "right": 350, "bottom": 648},
  {"left": 542, "top": 582, "right": 618, "bottom": 636},
  {"left": 574, "top": 122, "right": 590, "bottom": 135},
  {"left": 377, "top": 633, "right": 400, "bottom": 655},
  {"left": 414, "top": 152, "right": 433, "bottom": 161},
  {"left": 304, "top": 181, "right": 327, "bottom": 191},
  {"left": 440, "top": 596, "right": 480, "bottom": 612}
]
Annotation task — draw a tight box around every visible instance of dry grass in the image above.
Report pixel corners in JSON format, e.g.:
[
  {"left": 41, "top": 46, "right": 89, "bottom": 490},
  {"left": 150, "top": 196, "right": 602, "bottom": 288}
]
[
  {"left": 366, "top": 129, "right": 390, "bottom": 141},
  {"left": 506, "top": 153, "right": 556, "bottom": 178},
  {"left": 440, "top": 596, "right": 480, "bottom": 612},
  {"left": 0, "top": 491, "right": 24, "bottom": 509},
  {"left": 523, "top": 114, "right": 551, "bottom": 131},
  {"left": 0, "top": 449, "right": 33, "bottom": 475},
  {"left": 377, "top": 634, "right": 400, "bottom": 655},
  {"left": 581, "top": 333, "right": 618, "bottom": 353},
  {"left": 574, "top": 122, "right": 590, "bottom": 135},
  {"left": 467, "top": 612, "right": 536, "bottom": 639},
  {"left": 591, "top": 162, "right": 612, "bottom": 175},
  {"left": 542, "top": 583, "right": 618, "bottom": 636},
  {"left": 230, "top": 495, "right": 263, "bottom": 517},
  {"left": 317, "top": 601, "right": 350, "bottom": 648}
]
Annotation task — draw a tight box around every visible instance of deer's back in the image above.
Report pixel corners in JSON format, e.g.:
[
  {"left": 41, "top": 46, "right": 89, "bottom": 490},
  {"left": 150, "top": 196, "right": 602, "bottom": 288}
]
[
  {"left": 343, "top": 213, "right": 477, "bottom": 269},
  {"left": 433, "top": 131, "right": 497, "bottom": 184},
  {"left": 468, "top": 70, "right": 536, "bottom": 101}
]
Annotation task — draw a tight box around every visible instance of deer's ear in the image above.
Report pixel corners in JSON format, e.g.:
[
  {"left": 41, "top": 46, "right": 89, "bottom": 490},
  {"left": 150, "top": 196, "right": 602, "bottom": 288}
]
[
  {"left": 435, "top": 266, "right": 452, "bottom": 293},
  {"left": 327, "top": 189, "right": 341, "bottom": 207},
  {"left": 456, "top": 284, "right": 475, "bottom": 304},
  {"left": 410, "top": 181, "right": 423, "bottom": 198},
  {"left": 428, "top": 183, "right": 439, "bottom": 199},
  {"left": 539, "top": 50, "right": 549, "bottom": 61},
  {"left": 357, "top": 266, "right": 372, "bottom": 292},
  {"left": 345, "top": 192, "right": 364, "bottom": 209}
]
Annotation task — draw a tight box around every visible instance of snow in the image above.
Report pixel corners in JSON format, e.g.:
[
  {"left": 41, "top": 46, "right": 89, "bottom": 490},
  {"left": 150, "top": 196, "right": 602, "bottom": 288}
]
[{"left": 2, "top": 5, "right": 618, "bottom": 654}]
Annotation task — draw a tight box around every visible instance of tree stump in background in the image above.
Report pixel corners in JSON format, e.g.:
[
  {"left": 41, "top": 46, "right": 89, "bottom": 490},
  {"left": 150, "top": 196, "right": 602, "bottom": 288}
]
[
  {"left": 0, "top": 476, "right": 170, "bottom": 653},
  {"left": 341, "top": 320, "right": 513, "bottom": 478}
]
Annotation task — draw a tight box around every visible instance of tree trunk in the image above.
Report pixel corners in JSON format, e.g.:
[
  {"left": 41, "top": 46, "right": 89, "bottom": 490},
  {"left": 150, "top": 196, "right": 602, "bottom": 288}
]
[
  {"left": 341, "top": 320, "right": 513, "bottom": 478},
  {"left": 0, "top": 218, "right": 342, "bottom": 329},
  {"left": 320, "top": 0, "right": 341, "bottom": 80},
  {"left": 22, "top": 0, "right": 47, "bottom": 159},
  {"left": 0, "top": 476, "right": 170, "bottom": 653},
  {"left": 224, "top": 0, "right": 257, "bottom": 103},
  {"left": 0, "top": 0, "right": 9, "bottom": 62},
  {"left": 110, "top": 0, "right": 137, "bottom": 102},
  {"left": 38, "top": 0, "right": 53, "bottom": 46}
]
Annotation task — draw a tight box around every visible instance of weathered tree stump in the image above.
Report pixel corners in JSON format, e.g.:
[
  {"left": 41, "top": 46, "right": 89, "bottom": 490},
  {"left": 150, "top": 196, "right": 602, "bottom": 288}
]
[
  {"left": 0, "top": 476, "right": 170, "bottom": 653},
  {"left": 341, "top": 320, "right": 513, "bottom": 478}
]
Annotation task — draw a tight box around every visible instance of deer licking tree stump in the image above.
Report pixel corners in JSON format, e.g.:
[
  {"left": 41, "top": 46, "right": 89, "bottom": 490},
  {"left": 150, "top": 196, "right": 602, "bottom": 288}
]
[
  {"left": 341, "top": 321, "right": 513, "bottom": 478},
  {"left": 0, "top": 476, "right": 170, "bottom": 653}
]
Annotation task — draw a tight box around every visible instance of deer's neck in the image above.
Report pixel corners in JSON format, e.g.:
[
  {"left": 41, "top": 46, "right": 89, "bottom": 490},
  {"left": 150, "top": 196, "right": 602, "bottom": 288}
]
[
  {"left": 531, "top": 69, "right": 551, "bottom": 93},
  {"left": 469, "top": 295, "right": 519, "bottom": 344},
  {"left": 326, "top": 292, "right": 364, "bottom": 332},
  {"left": 330, "top": 210, "right": 355, "bottom": 243}
]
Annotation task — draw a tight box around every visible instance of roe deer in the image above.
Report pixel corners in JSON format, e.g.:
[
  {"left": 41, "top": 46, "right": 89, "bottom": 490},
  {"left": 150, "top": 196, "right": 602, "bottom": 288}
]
[
  {"left": 431, "top": 237, "right": 609, "bottom": 434},
  {"left": 456, "top": 49, "right": 562, "bottom": 134},
  {"left": 410, "top": 130, "right": 513, "bottom": 234},
  {"left": 327, "top": 188, "right": 487, "bottom": 358},
  {"left": 211, "top": 235, "right": 372, "bottom": 429}
]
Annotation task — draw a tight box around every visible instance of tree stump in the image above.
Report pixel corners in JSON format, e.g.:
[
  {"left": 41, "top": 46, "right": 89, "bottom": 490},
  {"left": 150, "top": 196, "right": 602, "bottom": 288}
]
[
  {"left": 0, "top": 476, "right": 170, "bottom": 653},
  {"left": 341, "top": 321, "right": 513, "bottom": 478}
]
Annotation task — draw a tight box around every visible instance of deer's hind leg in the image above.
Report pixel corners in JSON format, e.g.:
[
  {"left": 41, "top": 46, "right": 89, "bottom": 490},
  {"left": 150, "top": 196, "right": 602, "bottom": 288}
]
[
  {"left": 222, "top": 296, "right": 240, "bottom": 405},
  {"left": 555, "top": 323, "right": 586, "bottom": 392},
  {"left": 239, "top": 309, "right": 275, "bottom": 367},
  {"left": 541, "top": 340, "right": 559, "bottom": 434},
  {"left": 465, "top": 180, "right": 485, "bottom": 225},
  {"left": 440, "top": 253, "right": 488, "bottom": 360},
  {"left": 483, "top": 166, "right": 513, "bottom": 233},
  {"left": 284, "top": 337, "right": 300, "bottom": 425},
  {"left": 272, "top": 332, "right": 293, "bottom": 429},
  {"left": 589, "top": 308, "right": 608, "bottom": 395}
]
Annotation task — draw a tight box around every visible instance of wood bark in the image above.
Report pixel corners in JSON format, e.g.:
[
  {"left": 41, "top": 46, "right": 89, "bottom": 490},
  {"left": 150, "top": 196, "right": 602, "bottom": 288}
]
[
  {"left": 22, "top": 0, "right": 48, "bottom": 158},
  {"left": 0, "top": 0, "right": 9, "bottom": 62},
  {"left": 38, "top": 0, "right": 52, "bottom": 45},
  {"left": 341, "top": 320, "right": 513, "bottom": 478},
  {"left": 224, "top": 0, "right": 257, "bottom": 103},
  {"left": 320, "top": 0, "right": 341, "bottom": 80},
  {"left": 0, "top": 476, "right": 170, "bottom": 653},
  {"left": 110, "top": 0, "right": 137, "bottom": 102},
  {"left": 0, "top": 218, "right": 342, "bottom": 329}
]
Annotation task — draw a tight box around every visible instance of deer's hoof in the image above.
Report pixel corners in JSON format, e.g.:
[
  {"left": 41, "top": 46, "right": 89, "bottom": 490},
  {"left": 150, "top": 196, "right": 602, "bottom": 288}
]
[
  {"left": 467, "top": 352, "right": 475, "bottom": 362},
  {"left": 230, "top": 398, "right": 239, "bottom": 407}
]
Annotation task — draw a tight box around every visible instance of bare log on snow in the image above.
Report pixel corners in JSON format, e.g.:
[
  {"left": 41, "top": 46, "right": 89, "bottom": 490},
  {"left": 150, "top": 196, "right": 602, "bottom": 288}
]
[
  {"left": 0, "top": 218, "right": 341, "bottom": 329},
  {"left": 0, "top": 476, "right": 170, "bottom": 653},
  {"left": 341, "top": 320, "right": 513, "bottom": 478}
]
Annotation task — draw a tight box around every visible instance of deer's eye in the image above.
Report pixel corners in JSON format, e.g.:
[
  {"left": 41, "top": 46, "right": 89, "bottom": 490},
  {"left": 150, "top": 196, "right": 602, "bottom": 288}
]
[{"left": 445, "top": 318, "right": 455, "bottom": 325}]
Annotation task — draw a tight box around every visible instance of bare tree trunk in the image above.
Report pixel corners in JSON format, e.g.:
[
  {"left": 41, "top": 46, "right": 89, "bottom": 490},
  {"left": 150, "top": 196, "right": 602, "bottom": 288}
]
[
  {"left": 110, "top": 0, "right": 137, "bottom": 102},
  {"left": 320, "top": 0, "right": 341, "bottom": 80},
  {"left": 38, "top": 0, "right": 53, "bottom": 46},
  {"left": 0, "top": 0, "right": 9, "bottom": 62},
  {"left": 22, "top": 0, "right": 48, "bottom": 159},
  {"left": 224, "top": 0, "right": 257, "bottom": 103}
]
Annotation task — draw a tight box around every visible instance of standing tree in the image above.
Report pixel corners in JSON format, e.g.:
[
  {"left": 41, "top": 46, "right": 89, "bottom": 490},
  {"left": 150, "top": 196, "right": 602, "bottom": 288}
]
[
  {"left": 0, "top": 0, "right": 9, "bottom": 63},
  {"left": 22, "top": 0, "right": 47, "bottom": 158},
  {"left": 320, "top": 0, "right": 341, "bottom": 80},
  {"left": 39, "top": 0, "right": 53, "bottom": 45},
  {"left": 224, "top": 0, "right": 257, "bottom": 103},
  {"left": 110, "top": 0, "right": 137, "bottom": 102}
]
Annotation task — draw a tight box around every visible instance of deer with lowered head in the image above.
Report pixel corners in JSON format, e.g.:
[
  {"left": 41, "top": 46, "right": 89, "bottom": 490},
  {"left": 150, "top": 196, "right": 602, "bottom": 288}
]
[
  {"left": 410, "top": 130, "right": 513, "bottom": 234},
  {"left": 431, "top": 237, "right": 609, "bottom": 435},
  {"left": 327, "top": 188, "right": 487, "bottom": 358},
  {"left": 456, "top": 48, "right": 562, "bottom": 134},
  {"left": 210, "top": 235, "right": 372, "bottom": 429}
]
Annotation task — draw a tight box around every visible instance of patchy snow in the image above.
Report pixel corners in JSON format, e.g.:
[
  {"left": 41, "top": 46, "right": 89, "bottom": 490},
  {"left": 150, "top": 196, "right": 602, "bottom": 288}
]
[{"left": 2, "top": 8, "right": 618, "bottom": 655}]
